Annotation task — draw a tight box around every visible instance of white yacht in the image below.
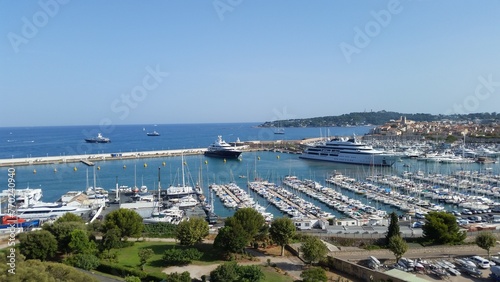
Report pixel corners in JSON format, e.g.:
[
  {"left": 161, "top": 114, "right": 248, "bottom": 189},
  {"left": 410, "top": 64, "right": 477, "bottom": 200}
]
[
  {"left": 299, "top": 136, "right": 398, "bottom": 166},
  {"left": 11, "top": 203, "right": 91, "bottom": 220}
]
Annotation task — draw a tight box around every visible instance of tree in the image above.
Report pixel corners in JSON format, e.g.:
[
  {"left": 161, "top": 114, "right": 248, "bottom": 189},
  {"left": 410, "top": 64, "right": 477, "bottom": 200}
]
[
  {"left": 386, "top": 212, "right": 400, "bottom": 243},
  {"left": 64, "top": 253, "right": 100, "bottom": 270},
  {"left": 210, "top": 261, "right": 263, "bottom": 282},
  {"left": 300, "top": 236, "right": 328, "bottom": 265},
  {"left": 43, "top": 221, "right": 87, "bottom": 253},
  {"left": 238, "top": 264, "right": 264, "bottom": 282},
  {"left": 231, "top": 208, "right": 265, "bottom": 241},
  {"left": 104, "top": 208, "right": 144, "bottom": 239},
  {"left": 162, "top": 247, "right": 202, "bottom": 266},
  {"left": 476, "top": 232, "right": 497, "bottom": 258},
  {"left": 164, "top": 271, "right": 191, "bottom": 282},
  {"left": 210, "top": 262, "right": 240, "bottom": 282},
  {"left": 388, "top": 235, "right": 408, "bottom": 263},
  {"left": 138, "top": 248, "right": 154, "bottom": 270},
  {"left": 300, "top": 267, "right": 327, "bottom": 282},
  {"left": 214, "top": 220, "right": 250, "bottom": 253},
  {"left": 422, "top": 211, "right": 466, "bottom": 245},
  {"left": 55, "top": 212, "right": 85, "bottom": 223},
  {"left": 176, "top": 217, "right": 209, "bottom": 246},
  {"left": 0, "top": 259, "right": 99, "bottom": 282},
  {"left": 18, "top": 230, "right": 58, "bottom": 261},
  {"left": 101, "top": 227, "right": 122, "bottom": 255},
  {"left": 68, "top": 229, "right": 97, "bottom": 254},
  {"left": 269, "top": 217, "right": 296, "bottom": 256}
]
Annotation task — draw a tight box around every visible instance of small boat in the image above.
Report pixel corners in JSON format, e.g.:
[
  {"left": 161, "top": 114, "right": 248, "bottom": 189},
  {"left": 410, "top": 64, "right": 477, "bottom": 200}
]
[
  {"left": 146, "top": 131, "right": 160, "bottom": 136},
  {"left": 0, "top": 215, "right": 40, "bottom": 229},
  {"left": 274, "top": 127, "right": 285, "bottom": 134},
  {"left": 85, "top": 133, "right": 111, "bottom": 143}
]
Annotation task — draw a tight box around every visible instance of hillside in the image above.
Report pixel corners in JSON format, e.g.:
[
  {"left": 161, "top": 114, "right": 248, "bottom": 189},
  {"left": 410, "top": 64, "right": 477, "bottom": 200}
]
[{"left": 259, "top": 111, "right": 500, "bottom": 127}]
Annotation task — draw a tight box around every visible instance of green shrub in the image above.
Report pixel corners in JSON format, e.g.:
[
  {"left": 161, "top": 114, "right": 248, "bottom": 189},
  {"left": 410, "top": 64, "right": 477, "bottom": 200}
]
[
  {"left": 64, "top": 253, "right": 100, "bottom": 270},
  {"left": 162, "top": 247, "right": 202, "bottom": 266}
]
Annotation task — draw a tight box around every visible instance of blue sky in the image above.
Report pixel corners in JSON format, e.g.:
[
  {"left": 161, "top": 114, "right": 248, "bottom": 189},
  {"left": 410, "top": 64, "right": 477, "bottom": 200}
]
[{"left": 1, "top": 0, "right": 500, "bottom": 127}]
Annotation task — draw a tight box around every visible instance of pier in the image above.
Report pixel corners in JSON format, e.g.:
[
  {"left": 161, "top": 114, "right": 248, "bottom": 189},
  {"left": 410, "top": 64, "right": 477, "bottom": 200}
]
[
  {"left": 80, "top": 159, "right": 95, "bottom": 166},
  {"left": 0, "top": 138, "right": 311, "bottom": 168}
]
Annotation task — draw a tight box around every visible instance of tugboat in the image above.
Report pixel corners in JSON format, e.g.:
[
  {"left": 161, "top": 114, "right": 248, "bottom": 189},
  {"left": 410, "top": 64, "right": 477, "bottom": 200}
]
[
  {"left": 204, "top": 135, "right": 242, "bottom": 159},
  {"left": 85, "top": 133, "right": 111, "bottom": 143}
]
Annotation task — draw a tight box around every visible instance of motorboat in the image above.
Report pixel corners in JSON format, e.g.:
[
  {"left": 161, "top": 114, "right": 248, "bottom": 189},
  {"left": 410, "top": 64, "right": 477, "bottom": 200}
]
[
  {"left": 85, "top": 133, "right": 111, "bottom": 143},
  {"left": 204, "top": 135, "right": 242, "bottom": 159},
  {"left": 10, "top": 202, "right": 91, "bottom": 220},
  {"left": 146, "top": 131, "right": 160, "bottom": 136},
  {"left": 0, "top": 215, "right": 40, "bottom": 229}
]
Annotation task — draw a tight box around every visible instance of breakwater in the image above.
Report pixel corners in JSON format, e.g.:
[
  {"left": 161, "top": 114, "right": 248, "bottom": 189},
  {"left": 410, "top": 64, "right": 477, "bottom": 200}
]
[{"left": 0, "top": 139, "right": 308, "bottom": 168}]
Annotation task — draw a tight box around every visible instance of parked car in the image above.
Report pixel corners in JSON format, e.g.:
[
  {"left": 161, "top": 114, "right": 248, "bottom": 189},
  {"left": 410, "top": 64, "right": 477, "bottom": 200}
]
[{"left": 412, "top": 221, "right": 424, "bottom": 228}]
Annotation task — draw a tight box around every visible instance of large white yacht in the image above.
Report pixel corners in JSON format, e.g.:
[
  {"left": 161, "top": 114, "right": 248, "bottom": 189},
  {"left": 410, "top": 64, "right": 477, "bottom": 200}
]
[
  {"left": 299, "top": 136, "right": 398, "bottom": 166},
  {"left": 11, "top": 202, "right": 91, "bottom": 220}
]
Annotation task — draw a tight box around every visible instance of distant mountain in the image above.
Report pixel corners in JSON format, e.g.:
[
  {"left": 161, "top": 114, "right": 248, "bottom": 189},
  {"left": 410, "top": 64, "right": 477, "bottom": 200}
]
[{"left": 259, "top": 110, "right": 500, "bottom": 127}]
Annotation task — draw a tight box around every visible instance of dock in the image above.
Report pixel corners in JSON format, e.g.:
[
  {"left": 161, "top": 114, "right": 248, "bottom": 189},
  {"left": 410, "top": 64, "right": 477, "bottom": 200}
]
[{"left": 80, "top": 159, "right": 95, "bottom": 166}]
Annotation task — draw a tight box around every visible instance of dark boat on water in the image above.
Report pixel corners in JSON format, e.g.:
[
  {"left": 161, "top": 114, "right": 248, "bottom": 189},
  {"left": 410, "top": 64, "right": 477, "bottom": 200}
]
[
  {"left": 85, "top": 133, "right": 111, "bottom": 143},
  {"left": 204, "top": 135, "right": 242, "bottom": 159},
  {"left": 146, "top": 131, "right": 160, "bottom": 136}
]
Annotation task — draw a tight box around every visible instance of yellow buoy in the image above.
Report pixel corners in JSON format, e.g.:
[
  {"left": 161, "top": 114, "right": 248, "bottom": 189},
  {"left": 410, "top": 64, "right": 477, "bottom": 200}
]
[
  {"left": 97, "top": 166, "right": 101, "bottom": 170},
  {"left": 73, "top": 167, "right": 77, "bottom": 171},
  {"left": 162, "top": 162, "right": 166, "bottom": 166},
  {"left": 257, "top": 156, "right": 261, "bottom": 160},
  {"left": 183, "top": 161, "right": 187, "bottom": 165},
  {"left": 204, "top": 160, "right": 208, "bottom": 164},
  {"left": 144, "top": 163, "right": 147, "bottom": 168},
  {"left": 277, "top": 155, "right": 280, "bottom": 159},
  {"left": 223, "top": 159, "right": 226, "bottom": 163},
  {"left": 33, "top": 169, "right": 36, "bottom": 174},
  {"left": 123, "top": 165, "right": 126, "bottom": 169}
]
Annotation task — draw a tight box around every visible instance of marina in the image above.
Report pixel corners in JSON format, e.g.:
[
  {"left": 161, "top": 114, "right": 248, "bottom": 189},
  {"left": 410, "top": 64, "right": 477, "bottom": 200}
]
[{"left": 1, "top": 123, "right": 499, "bottom": 231}]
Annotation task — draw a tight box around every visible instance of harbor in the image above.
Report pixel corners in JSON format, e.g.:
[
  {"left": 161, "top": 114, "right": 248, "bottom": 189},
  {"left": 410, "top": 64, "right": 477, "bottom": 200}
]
[{"left": 1, "top": 123, "right": 500, "bottom": 236}]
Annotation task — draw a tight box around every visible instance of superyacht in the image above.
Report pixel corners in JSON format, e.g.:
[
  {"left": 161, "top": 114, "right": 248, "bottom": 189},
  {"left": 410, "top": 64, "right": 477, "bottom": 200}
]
[{"left": 299, "top": 136, "right": 398, "bottom": 166}]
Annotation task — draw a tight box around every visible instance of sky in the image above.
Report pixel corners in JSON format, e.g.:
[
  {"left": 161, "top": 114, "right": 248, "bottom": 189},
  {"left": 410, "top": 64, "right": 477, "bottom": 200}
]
[{"left": 1, "top": 0, "right": 500, "bottom": 127}]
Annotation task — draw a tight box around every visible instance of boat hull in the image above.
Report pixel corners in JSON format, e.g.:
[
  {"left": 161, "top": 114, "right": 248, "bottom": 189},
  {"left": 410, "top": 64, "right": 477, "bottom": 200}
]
[
  {"left": 204, "top": 150, "right": 241, "bottom": 159},
  {"left": 299, "top": 153, "right": 398, "bottom": 166},
  {"left": 85, "top": 139, "right": 111, "bottom": 143}
]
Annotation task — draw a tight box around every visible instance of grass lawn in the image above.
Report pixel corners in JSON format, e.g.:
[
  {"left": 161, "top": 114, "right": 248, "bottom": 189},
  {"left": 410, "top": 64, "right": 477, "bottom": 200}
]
[
  {"left": 260, "top": 266, "right": 295, "bottom": 282},
  {"left": 114, "top": 241, "right": 226, "bottom": 274},
  {"left": 113, "top": 241, "right": 297, "bottom": 281}
]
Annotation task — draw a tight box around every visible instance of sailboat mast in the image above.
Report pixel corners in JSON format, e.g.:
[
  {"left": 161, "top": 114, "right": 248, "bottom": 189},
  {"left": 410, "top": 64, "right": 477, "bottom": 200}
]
[
  {"left": 115, "top": 176, "right": 119, "bottom": 202},
  {"left": 181, "top": 153, "right": 185, "bottom": 187},
  {"left": 93, "top": 165, "right": 96, "bottom": 188},
  {"left": 134, "top": 162, "right": 137, "bottom": 188},
  {"left": 156, "top": 167, "right": 162, "bottom": 213}
]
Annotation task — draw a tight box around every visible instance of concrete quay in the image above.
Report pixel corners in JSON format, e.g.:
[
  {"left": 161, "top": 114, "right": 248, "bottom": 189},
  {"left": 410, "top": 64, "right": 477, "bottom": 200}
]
[
  {"left": 0, "top": 148, "right": 207, "bottom": 168},
  {"left": 0, "top": 138, "right": 310, "bottom": 168}
]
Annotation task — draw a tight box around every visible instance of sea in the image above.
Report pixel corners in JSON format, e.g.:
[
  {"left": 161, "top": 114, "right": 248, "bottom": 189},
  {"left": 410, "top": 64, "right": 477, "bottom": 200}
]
[{"left": 1, "top": 123, "right": 499, "bottom": 219}]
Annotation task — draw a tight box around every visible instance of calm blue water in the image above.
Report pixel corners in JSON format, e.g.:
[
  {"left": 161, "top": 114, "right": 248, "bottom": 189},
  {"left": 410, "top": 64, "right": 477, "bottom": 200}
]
[{"left": 1, "top": 123, "right": 498, "bottom": 218}]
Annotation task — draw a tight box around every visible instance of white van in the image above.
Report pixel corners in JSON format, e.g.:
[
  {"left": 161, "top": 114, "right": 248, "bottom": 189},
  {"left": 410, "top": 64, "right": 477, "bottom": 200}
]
[{"left": 471, "top": 256, "right": 490, "bottom": 268}]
